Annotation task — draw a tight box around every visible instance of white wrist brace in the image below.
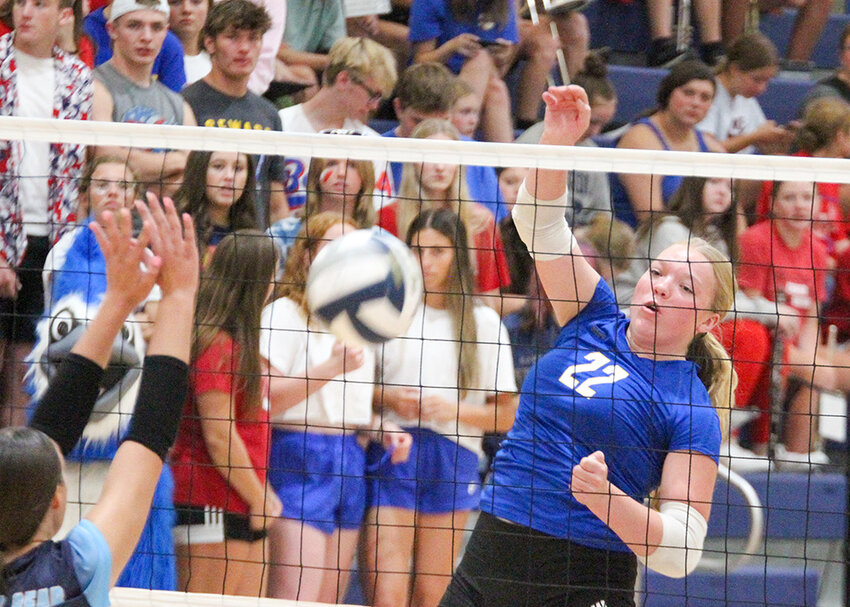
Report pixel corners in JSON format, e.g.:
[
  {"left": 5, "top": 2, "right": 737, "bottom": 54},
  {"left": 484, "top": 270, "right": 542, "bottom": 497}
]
[
  {"left": 511, "top": 181, "right": 576, "bottom": 261},
  {"left": 636, "top": 501, "right": 708, "bottom": 578}
]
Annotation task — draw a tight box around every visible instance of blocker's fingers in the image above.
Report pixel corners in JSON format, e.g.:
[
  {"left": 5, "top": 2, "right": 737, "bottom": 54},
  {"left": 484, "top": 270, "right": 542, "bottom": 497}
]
[
  {"left": 145, "top": 191, "right": 169, "bottom": 231},
  {"left": 161, "top": 196, "right": 182, "bottom": 231},
  {"left": 180, "top": 214, "right": 198, "bottom": 265},
  {"left": 140, "top": 248, "right": 163, "bottom": 279},
  {"left": 135, "top": 200, "right": 163, "bottom": 253},
  {"left": 134, "top": 218, "right": 154, "bottom": 252},
  {"left": 114, "top": 207, "right": 133, "bottom": 238},
  {"left": 89, "top": 217, "right": 112, "bottom": 254},
  {"left": 91, "top": 210, "right": 121, "bottom": 248}
]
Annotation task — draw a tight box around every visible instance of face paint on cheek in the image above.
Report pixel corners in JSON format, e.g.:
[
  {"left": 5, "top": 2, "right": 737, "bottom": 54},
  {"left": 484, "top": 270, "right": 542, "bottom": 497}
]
[{"left": 320, "top": 168, "right": 335, "bottom": 185}]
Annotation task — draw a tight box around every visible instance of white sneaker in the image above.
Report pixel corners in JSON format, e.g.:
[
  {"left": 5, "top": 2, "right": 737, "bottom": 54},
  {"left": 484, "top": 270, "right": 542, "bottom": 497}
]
[
  {"left": 773, "top": 444, "right": 831, "bottom": 472},
  {"left": 720, "top": 441, "right": 772, "bottom": 473}
]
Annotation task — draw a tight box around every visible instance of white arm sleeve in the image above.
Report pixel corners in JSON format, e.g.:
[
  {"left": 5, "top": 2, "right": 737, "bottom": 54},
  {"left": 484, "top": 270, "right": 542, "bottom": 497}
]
[
  {"left": 511, "top": 180, "right": 576, "bottom": 261},
  {"left": 636, "top": 501, "right": 708, "bottom": 578}
]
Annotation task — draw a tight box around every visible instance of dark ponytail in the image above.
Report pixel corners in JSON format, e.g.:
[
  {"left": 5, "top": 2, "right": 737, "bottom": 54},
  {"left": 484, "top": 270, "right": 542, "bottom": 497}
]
[
  {"left": 1, "top": 551, "right": 8, "bottom": 595},
  {"left": 573, "top": 52, "right": 616, "bottom": 105},
  {"left": 0, "top": 427, "right": 64, "bottom": 594}
]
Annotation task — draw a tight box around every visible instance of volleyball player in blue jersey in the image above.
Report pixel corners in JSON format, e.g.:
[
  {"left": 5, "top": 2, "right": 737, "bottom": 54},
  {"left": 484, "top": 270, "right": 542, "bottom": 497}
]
[
  {"left": 0, "top": 195, "right": 198, "bottom": 607},
  {"left": 440, "top": 85, "right": 737, "bottom": 607}
]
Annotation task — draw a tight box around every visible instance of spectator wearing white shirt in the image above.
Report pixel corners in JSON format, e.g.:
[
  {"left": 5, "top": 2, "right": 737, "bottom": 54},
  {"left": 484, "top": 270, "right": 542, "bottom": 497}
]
[{"left": 698, "top": 33, "right": 791, "bottom": 155}]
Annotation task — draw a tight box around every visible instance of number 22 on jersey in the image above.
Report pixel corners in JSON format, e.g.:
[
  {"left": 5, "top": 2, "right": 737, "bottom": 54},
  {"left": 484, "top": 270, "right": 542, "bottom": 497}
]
[{"left": 559, "top": 352, "right": 629, "bottom": 398}]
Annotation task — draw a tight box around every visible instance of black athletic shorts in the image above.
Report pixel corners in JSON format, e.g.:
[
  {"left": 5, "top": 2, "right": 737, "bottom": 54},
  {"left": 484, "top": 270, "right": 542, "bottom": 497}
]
[
  {"left": 0, "top": 236, "right": 50, "bottom": 343},
  {"left": 175, "top": 504, "right": 268, "bottom": 544},
  {"left": 440, "top": 511, "right": 637, "bottom": 607}
]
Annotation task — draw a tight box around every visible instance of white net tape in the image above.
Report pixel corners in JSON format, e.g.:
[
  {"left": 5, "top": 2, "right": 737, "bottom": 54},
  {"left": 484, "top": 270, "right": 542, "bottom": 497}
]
[
  {"left": 110, "top": 587, "right": 357, "bottom": 607},
  {"left": 1, "top": 114, "right": 845, "bottom": 607},
  {"left": 3, "top": 115, "right": 850, "bottom": 181}
]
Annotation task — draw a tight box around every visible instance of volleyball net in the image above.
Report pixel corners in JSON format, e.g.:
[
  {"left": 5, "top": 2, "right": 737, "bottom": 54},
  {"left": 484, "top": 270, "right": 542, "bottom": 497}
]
[{"left": 1, "top": 116, "right": 847, "bottom": 607}]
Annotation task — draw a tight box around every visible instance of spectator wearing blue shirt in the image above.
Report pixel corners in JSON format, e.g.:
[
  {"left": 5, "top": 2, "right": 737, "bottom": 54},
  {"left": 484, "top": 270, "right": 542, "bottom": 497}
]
[
  {"left": 410, "top": 0, "right": 518, "bottom": 142},
  {"left": 383, "top": 63, "right": 507, "bottom": 221}
]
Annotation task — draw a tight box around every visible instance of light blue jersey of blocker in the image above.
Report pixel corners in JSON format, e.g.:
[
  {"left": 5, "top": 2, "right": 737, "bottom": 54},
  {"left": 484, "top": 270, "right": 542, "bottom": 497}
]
[
  {"left": 67, "top": 521, "right": 111, "bottom": 607},
  {"left": 2, "top": 520, "right": 112, "bottom": 607},
  {"left": 480, "top": 280, "right": 721, "bottom": 553}
]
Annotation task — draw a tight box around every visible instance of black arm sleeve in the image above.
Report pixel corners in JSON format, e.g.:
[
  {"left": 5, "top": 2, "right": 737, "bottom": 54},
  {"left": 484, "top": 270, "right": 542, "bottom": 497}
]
[
  {"left": 122, "top": 355, "right": 189, "bottom": 461},
  {"left": 29, "top": 353, "right": 104, "bottom": 456}
]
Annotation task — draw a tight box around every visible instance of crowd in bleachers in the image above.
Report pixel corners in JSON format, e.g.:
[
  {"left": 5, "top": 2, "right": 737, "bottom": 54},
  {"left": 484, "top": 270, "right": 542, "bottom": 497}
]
[{"left": 2, "top": 0, "right": 850, "bottom": 602}]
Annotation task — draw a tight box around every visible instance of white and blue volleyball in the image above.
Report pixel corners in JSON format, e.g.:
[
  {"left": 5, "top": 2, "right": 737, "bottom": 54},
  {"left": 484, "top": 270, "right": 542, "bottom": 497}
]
[{"left": 307, "top": 228, "right": 423, "bottom": 345}]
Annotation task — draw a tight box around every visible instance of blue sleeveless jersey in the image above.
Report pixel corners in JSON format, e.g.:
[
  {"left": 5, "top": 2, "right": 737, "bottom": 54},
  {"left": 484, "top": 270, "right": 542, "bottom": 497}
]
[
  {"left": 480, "top": 280, "right": 721, "bottom": 552},
  {"left": 609, "top": 118, "right": 711, "bottom": 228},
  {"left": 2, "top": 521, "right": 111, "bottom": 607}
]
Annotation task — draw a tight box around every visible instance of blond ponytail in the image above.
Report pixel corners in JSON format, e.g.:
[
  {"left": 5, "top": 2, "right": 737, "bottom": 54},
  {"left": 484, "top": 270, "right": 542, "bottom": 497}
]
[
  {"left": 687, "top": 332, "right": 735, "bottom": 439},
  {"left": 683, "top": 238, "right": 738, "bottom": 440}
]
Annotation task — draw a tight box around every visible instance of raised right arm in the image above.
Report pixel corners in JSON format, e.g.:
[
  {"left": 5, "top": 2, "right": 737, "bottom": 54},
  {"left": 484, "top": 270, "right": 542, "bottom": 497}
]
[{"left": 514, "top": 86, "right": 601, "bottom": 326}]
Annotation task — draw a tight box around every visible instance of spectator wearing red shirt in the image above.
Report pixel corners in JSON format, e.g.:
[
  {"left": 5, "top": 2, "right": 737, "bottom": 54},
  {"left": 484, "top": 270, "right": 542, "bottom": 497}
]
[
  {"left": 737, "top": 180, "right": 835, "bottom": 468},
  {"left": 171, "top": 230, "right": 281, "bottom": 596},
  {"left": 378, "top": 118, "right": 510, "bottom": 304},
  {"left": 754, "top": 98, "right": 850, "bottom": 255}
]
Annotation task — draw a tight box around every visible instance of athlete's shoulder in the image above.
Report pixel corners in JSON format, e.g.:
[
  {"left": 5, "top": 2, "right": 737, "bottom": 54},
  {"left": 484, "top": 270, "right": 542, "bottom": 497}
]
[
  {"left": 653, "top": 361, "right": 711, "bottom": 407},
  {"left": 567, "top": 280, "right": 624, "bottom": 334}
]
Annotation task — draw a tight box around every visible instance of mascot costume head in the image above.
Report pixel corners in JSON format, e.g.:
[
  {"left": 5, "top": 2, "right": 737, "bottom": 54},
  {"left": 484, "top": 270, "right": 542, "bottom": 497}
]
[{"left": 28, "top": 223, "right": 176, "bottom": 591}]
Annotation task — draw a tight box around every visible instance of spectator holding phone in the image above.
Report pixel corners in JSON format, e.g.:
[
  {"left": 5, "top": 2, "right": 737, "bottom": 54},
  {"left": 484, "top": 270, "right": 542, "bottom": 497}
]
[
  {"left": 410, "top": 0, "right": 518, "bottom": 143},
  {"left": 698, "top": 33, "right": 792, "bottom": 155}
]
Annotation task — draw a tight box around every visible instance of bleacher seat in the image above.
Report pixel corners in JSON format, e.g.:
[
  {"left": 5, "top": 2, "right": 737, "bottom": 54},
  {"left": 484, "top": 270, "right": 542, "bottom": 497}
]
[
  {"left": 367, "top": 118, "right": 398, "bottom": 135},
  {"left": 759, "top": 10, "right": 850, "bottom": 70},
  {"left": 606, "top": 64, "right": 813, "bottom": 126},
  {"left": 607, "top": 65, "right": 665, "bottom": 124},
  {"left": 644, "top": 472, "right": 843, "bottom": 607},
  {"left": 644, "top": 566, "right": 820, "bottom": 607},
  {"left": 709, "top": 472, "right": 845, "bottom": 540},
  {"left": 758, "top": 76, "right": 812, "bottom": 123}
]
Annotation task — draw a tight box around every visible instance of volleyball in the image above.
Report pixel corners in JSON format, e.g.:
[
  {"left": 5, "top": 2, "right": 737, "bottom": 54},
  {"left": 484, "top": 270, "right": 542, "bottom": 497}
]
[{"left": 307, "top": 228, "right": 423, "bottom": 346}]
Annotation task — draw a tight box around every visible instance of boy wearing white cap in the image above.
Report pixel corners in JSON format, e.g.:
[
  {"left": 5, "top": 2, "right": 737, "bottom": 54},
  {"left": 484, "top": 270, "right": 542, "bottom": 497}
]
[{"left": 92, "top": 0, "right": 196, "bottom": 196}]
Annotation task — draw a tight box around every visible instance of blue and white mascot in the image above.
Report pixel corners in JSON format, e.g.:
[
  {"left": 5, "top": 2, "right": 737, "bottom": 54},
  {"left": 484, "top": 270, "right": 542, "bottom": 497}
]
[{"left": 28, "top": 222, "right": 177, "bottom": 590}]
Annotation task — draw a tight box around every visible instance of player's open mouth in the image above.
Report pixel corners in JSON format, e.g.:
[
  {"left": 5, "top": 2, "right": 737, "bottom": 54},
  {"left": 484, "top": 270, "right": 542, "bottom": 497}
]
[{"left": 644, "top": 302, "right": 658, "bottom": 313}]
